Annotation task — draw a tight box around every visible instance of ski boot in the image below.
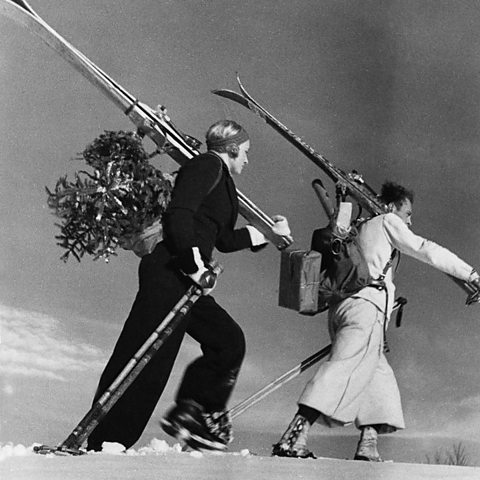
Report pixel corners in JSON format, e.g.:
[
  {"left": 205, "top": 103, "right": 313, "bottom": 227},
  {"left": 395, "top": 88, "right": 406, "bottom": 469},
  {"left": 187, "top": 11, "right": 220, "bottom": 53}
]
[
  {"left": 203, "top": 410, "right": 234, "bottom": 445},
  {"left": 161, "top": 399, "right": 228, "bottom": 451},
  {"left": 271, "top": 414, "right": 316, "bottom": 459},
  {"left": 353, "top": 426, "right": 383, "bottom": 462}
]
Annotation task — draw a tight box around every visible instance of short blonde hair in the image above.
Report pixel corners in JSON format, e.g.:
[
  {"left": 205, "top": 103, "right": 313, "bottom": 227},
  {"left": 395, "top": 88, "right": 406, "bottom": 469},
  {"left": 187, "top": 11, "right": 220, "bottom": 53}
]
[{"left": 206, "top": 120, "right": 248, "bottom": 152}]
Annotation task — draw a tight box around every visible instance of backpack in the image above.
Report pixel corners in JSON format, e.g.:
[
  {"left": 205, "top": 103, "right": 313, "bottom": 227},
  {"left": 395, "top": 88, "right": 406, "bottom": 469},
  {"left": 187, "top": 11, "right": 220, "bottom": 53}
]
[
  {"left": 312, "top": 222, "right": 396, "bottom": 312},
  {"left": 120, "top": 157, "right": 223, "bottom": 257}
]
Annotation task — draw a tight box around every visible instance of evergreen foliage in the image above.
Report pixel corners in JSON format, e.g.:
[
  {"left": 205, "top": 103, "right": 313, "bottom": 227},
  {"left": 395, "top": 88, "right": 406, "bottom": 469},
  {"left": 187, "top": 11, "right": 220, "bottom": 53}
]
[{"left": 46, "top": 130, "right": 174, "bottom": 262}]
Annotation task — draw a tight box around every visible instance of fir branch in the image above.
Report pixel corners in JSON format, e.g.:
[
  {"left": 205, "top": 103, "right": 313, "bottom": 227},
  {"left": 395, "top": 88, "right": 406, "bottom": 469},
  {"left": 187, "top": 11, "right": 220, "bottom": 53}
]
[{"left": 47, "top": 130, "right": 174, "bottom": 262}]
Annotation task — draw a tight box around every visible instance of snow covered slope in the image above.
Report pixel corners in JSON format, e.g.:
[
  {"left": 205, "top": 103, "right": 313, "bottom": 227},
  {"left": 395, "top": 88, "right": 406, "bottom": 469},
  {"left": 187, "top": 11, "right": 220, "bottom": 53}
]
[{"left": 1, "top": 440, "right": 479, "bottom": 480}]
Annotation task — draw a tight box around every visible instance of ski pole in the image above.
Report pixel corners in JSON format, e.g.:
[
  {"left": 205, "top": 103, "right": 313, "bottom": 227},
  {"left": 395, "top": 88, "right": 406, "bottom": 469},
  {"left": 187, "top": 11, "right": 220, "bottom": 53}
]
[
  {"left": 34, "top": 262, "right": 222, "bottom": 455},
  {"left": 229, "top": 344, "right": 331, "bottom": 420},
  {"left": 227, "top": 297, "right": 406, "bottom": 422}
]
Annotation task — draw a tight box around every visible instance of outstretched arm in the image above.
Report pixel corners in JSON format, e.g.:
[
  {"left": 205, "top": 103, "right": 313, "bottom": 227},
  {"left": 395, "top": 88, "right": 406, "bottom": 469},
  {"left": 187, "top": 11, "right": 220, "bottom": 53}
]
[{"left": 382, "top": 213, "right": 477, "bottom": 282}]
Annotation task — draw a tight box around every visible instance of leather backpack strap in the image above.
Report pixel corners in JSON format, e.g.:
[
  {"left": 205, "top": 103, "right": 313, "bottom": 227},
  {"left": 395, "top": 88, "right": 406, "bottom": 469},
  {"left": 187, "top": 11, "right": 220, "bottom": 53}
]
[
  {"left": 207, "top": 155, "right": 224, "bottom": 195},
  {"left": 378, "top": 249, "right": 397, "bottom": 282}
]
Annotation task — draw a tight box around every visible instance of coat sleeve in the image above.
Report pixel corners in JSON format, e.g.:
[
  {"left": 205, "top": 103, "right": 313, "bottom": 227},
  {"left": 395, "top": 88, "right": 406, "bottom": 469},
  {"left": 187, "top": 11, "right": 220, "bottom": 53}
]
[
  {"left": 382, "top": 213, "right": 473, "bottom": 282},
  {"left": 215, "top": 227, "right": 258, "bottom": 253}
]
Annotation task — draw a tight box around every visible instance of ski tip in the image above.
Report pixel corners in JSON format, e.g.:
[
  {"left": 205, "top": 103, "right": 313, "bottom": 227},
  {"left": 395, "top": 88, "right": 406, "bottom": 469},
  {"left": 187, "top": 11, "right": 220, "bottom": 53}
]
[
  {"left": 235, "top": 72, "right": 246, "bottom": 86},
  {"left": 8, "top": 0, "right": 37, "bottom": 17},
  {"left": 211, "top": 89, "right": 239, "bottom": 98},
  {"left": 235, "top": 75, "right": 249, "bottom": 97}
]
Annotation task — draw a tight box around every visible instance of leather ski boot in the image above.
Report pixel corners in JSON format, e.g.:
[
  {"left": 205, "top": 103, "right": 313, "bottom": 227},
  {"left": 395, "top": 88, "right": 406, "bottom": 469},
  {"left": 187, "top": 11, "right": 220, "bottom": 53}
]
[
  {"left": 271, "top": 414, "right": 316, "bottom": 459},
  {"left": 161, "top": 399, "right": 228, "bottom": 451},
  {"left": 203, "top": 410, "right": 233, "bottom": 445},
  {"left": 354, "top": 426, "right": 383, "bottom": 462}
]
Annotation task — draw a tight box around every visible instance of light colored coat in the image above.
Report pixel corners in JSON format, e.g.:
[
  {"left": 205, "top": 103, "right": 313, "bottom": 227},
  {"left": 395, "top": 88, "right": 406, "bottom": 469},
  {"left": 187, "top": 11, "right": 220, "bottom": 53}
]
[{"left": 299, "top": 213, "right": 474, "bottom": 432}]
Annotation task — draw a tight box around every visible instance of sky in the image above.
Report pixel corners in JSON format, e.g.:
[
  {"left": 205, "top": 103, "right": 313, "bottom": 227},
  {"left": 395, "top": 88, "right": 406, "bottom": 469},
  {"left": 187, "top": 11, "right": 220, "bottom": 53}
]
[{"left": 1, "top": 0, "right": 480, "bottom": 462}]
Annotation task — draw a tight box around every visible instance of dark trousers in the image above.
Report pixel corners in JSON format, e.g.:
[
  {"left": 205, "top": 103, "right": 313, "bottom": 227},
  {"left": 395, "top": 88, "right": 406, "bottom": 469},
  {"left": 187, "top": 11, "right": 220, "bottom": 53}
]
[{"left": 86, "top": 244, "right": 246, "bottom": 450}]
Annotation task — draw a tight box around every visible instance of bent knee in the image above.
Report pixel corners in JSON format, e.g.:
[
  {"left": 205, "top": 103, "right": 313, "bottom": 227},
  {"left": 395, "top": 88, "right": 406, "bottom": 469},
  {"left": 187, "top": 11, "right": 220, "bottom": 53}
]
[{"left": 224, "top": 323, "right": 246, "bottom": 366}]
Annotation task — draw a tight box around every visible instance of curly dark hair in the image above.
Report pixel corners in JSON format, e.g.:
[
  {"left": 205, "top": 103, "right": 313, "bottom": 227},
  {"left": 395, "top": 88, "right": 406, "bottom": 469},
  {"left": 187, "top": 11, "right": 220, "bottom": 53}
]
[{"left": 380, "top": 181, "right": 414, "bottom": 208}]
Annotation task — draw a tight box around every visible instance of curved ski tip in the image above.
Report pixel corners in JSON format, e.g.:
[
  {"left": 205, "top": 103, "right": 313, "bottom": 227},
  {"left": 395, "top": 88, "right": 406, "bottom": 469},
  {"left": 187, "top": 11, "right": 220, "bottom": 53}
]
[
  {"left": 211, "top": 89, "right": 237, "bottom": 97},
  {"left": 236, "top": 73, "right": 245, "bottom": 87},
  {"left": 9, "top": 0, "right": 36, "bottom": 16}
]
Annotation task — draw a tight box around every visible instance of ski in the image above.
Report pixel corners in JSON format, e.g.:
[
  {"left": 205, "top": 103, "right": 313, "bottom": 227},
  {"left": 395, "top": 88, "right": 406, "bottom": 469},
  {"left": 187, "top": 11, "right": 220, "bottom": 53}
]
[
  {"left": 0, "top": 0, "right": 292, "bottom": 250},
  {"left": 213, "top": 76, "right": 480, "bottom": 305},
  {"left": 213, "top": 75, "right": 386, "bottom": 216},
  {"left": 34, "top": 263, "right": 223, "bottom": 455}
]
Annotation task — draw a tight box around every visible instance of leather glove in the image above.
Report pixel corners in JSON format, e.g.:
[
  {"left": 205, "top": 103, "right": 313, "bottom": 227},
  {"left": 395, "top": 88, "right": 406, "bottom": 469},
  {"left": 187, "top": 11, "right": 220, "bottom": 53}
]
[
  {"left": 465, "top": 269, "right": 480, "bottom": 305},
  {"left": 271, "top": 215, "right": 291, "bottom": 236},
  {"left": 470, "top": 270, "right": 480, "bottom": 290},
  {"left": 185, "top": 247, "right": 217, "bottom": 295},
  {"left": 246, "top": 225, "right": 268, "bottom": 247}
]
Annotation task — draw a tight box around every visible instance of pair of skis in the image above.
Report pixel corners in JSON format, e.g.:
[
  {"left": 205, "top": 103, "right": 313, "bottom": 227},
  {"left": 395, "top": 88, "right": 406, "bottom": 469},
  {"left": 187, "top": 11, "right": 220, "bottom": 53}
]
[
  {"left": 213, "top": 77, "right": 480, "bottom": 305},
  {"left": 0, "top": 0, "right": 292, "bottom": 251}
]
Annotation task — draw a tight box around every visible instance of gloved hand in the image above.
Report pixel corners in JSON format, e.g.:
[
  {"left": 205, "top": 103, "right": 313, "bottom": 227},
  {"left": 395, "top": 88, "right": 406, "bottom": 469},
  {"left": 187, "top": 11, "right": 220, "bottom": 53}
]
[
  {"left": 271, "top": 215, "right": 291, "bottom": 236},
  {"left": 185, "top": 247, "right": 217, "bottom": 295},
  {"left": 470, "top": 271, "right": 480, "bottom": 290},
  {"left": 466, "top": 269, "right": 480, "bottom": 305}
]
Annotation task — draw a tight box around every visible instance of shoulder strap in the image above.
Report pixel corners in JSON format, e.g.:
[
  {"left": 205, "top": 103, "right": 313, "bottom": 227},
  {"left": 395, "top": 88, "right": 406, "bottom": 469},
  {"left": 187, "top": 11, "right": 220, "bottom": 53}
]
[
  {"left": 378, "top": 249, "right": 397, "bottom": 281},
  {"left": 207, "top": 155, "right": 224, "bottom": 195}
]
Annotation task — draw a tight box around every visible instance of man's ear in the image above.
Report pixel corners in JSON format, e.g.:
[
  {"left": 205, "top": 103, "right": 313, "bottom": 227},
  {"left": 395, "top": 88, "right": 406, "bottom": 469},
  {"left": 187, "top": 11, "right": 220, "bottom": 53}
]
[{"left": 387, "top": 202, "right": 395, "bottom": 213}]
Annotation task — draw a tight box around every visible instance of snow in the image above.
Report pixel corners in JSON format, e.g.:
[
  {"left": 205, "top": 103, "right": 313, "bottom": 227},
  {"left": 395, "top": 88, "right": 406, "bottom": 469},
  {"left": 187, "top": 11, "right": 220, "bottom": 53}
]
[
  {"left": 1, "top": 440, "right": 480, "bottom": 480},
  {"left": 0, "top": 443, "right": 31, "bottom": 462}
]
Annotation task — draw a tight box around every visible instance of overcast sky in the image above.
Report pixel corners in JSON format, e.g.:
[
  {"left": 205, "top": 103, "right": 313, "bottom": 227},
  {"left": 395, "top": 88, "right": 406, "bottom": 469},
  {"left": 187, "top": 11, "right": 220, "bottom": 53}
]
[{"left": 1, "top": 0, "right": 480, "bottom": 454}]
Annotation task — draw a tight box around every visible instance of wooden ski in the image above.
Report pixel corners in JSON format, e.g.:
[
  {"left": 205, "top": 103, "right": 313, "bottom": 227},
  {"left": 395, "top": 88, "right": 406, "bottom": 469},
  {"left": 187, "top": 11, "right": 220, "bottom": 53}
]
[
  {"left": 213, "top": 75, "right": 480, "bottom": 305},
  {"left": 0, "top": 0, "right": 293, "bottom": 250}
]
